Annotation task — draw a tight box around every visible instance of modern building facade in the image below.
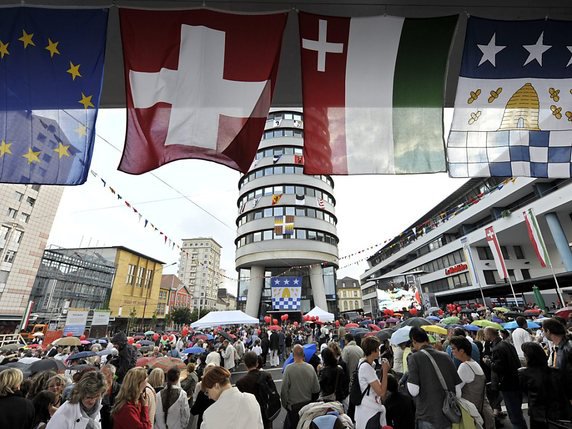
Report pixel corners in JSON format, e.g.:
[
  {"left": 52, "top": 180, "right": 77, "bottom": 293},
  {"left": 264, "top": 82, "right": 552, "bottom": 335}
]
[
  {"left": 235, "top": 110, "right": 339, "bottom": 318},
  {"left": 360, "top": 178, "right": 572, "bottom": 316},
  {"left": 30, "top": 247, "right": 116, "bottom": 320},
  {"left": 336, "top": 276, "right": 363, "bottom": 313},
  {"left": 178, "top": 238, "right": 222, "bottom": 311},
  {"left": 0, "top": 184, "right": 63, "bottom": 332}
]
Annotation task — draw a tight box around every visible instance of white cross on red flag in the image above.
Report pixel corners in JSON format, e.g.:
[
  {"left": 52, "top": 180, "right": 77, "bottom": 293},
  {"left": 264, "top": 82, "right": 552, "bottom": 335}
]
[
  {"left": 485, "top": 226, "right": 509, "bottom": 280},
  {"left": 118, "top": 9, "right": 287, "bottom": 174}
]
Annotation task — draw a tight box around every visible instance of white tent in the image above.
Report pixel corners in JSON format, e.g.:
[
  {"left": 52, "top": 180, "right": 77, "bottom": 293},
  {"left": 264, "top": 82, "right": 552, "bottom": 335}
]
[
  {"left": 305, "top": 306, "right": 335, "bottom": 322},
  {"left": 191, "top": 310, "right": 259, "bottom": 329}
]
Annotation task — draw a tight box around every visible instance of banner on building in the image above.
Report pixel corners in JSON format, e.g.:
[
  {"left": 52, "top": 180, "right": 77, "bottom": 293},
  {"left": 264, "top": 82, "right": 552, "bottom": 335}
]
[
  {"left": 89, "top": 310, "right": 111, "bottom": 338},
  {"left": 485, "top": 226, "right": 508, "bottom": 279},
  {"left": 271, "top": 277, "right": 302, "bottom": 310},
  {"left": 461, "top": 237, "right": 481, "bottom": 288},
  {"left": 63, "top": 309, "right": 89, "bottom": 337}
]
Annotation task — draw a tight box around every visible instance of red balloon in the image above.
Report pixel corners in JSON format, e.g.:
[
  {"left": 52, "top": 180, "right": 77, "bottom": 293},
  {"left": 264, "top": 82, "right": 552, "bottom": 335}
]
[
  {"left": 79, "top": 335, "right": 86, "bottom": 341},
  {"left": 457, "top": 306, "right": 462, "bottom": 312},
  {"left": 162, "top": 335, "right": 168, "bottom": 341},
  {"left": 315, "top": 316, "right": 320, "bottom": 321},
  {"left": 283, "top": 314, "right": 289, "bottom": 321},
  {"left": 127, "top": 337, "right": 134, "bottom": 344},
  {"left": 264, "top": 316, "right": 271, "bottom": 324},
  {"left": 152, "top": 333, "right": 159, "bottom": 341},
  {"left": 272, "top": 319, "right": 279, "bottom": 325},
  {"left": 410, "top": 308, "right": 418, "bottom": 316},
  {"left": 303, "top": 315, "right": 310, "bottom": 321},
  {"left": 66, "top": 332, "right": 73, "bottom": 337},
  {"left": 135, "top": 343, "right": 141, "bottom": 348},
  {"left": 181, "top": 328, "right": 189, "bottom": 337},
  {"left": 438, "top": 309, "right": 444, "bottom": 316}
]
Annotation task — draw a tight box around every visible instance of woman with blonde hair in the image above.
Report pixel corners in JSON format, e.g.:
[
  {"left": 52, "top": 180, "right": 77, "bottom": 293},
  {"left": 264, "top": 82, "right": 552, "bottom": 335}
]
[
  {"left": 0, "top": 367, "right": 35, "bottom": 429},
  {"left": 27, "top": 371, "right": 57, "bottom": 400},
  {"left": 46, "top": 374, "right": 68, "bottom": 407},
  {"left": 201, "top": 366, "right": 263, "bottom": 429},
  {"left": 155, "top": 366, "right": 189, "bottom": 429},
  {"left": 111, "top": 367, "right": 151, "bottom": 429},
  {"left": 147, "top": 368, "right": 165, "bottom": 393},
  {"left": 46, "top": 371, "right": 107, "bottom": 429}
]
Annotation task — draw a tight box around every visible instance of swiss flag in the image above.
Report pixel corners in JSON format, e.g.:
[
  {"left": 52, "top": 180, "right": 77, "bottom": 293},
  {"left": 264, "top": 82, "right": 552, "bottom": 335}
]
[{"left": 118, "top": 9, "right": 287, "bottom": 174}]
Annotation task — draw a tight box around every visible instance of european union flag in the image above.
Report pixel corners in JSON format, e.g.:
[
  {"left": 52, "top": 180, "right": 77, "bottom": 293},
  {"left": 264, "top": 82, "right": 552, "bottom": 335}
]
[
  {"left": 0, "top": 8, "right": 108, "bottom": 184},
  {"left": 447, "top": 17, "right": 572, "bottom": 178}
]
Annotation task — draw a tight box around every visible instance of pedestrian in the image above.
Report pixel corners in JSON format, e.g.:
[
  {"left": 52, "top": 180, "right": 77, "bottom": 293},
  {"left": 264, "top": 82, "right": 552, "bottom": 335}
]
[
  {"left": 155, "top": 366, "right": 189, "bottom": 429},
  {"left": 32, "top": 390, "right": 58, "bottom": 429},
  {"left": 205, "top": 344, "right": 221, "bottom": 366},
  {"left": 407, "top": 326, "right": 462, "bottom": 429},
  {"left": 278, "top": 329, "right": 286, "bottom": 362},
  {"left": 147, "top": 368, "right": 165, "bottom": 393},
  {"left": 252, "top": 339, "right": 263, "bottom": 356},
  {"left": 483, "top": 327, "right": 527, "bottom": 429},
  {"left": 281, "top": 344, "right": 320, "bottom": 429},
  {"left": 354, "top": 336, "right": 390, "bottom": 429},
  {"left": 318, "top": 347, "right": 348, "bottom": 402},
  {"left": 27, "top": 371, "right": 57, "bottom": 400},
  {"left": 111, "top": 367, "right": 151, "bottom": 429},
  {"left": 269, "top": 330, "right": 280, "bottom": 367},
  {"left": 543, "top": 318, "right": 572, "bottom": 401},
  {"left": 201, "top": 366, "right": 263, "bottom": 429},
  {"left": 519, "top": 341, "right": 571, "bottom": 428},
  {"left": 221, "top": 340, "right": 236, "bottom": 371},
  {"left": 261, "top": 332, "right": 270, "bottom": 367},
  {"left": 100, "top": 364, "right": 120, "bottom": 429},
  {"left": 384, "top": 373, "right": 415, "bottom": 429},
  {"left": 47, "top": 371, "right": 107, "bottom": 429},
  {"left": 109, "top": 332, "right": 137, "bottom": 384},
  {"left": 0, "top": 368, "right": 35, "bottom": 429},
  {"left": 512, "top": 317, "right": 532, "bottom": 366},
  {"left": 341, "top": 333, "right": 364, "bottom": 382},
  {"left": 190, "top": 364, "right": 216, "bottom": 429},
  {"left": 181, "top": 363, "right": 198, "bottom": 429},
  {"left": 46, "top": 374, "right": 68, "bottom": 408}
]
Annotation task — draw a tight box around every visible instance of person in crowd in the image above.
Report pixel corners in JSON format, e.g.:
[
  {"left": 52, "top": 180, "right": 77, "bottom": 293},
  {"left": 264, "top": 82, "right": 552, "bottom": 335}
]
[
  {"left": 100, "top": 364, "right": 120, "bottom": 429},
  {"left": 355, "top": 336, "right": 390, "bottom": 429},
  {"left": 201, "top": 366, "right": 263, "bottom": 429},
  {"left": 328, "top": 342, "right": 350, "bottom": 382},
  {"left": 384, "top": 373, "right": 415, "bottom": 429},
  {"left": 155, "top": 366, "right": 190, "bottom": 429},
  {"left": 221, "top": 340, "right": 236, "bottom": 371},
  {"left": 512, "top": 317, "right": 532, "bottom": 366},
  {"left": 483, "top": 327, "right": 527, "bottom": 429},
  {"left": 318, "top": 347, "right": 348, "bottom": 402},
  {"left": 543, "top": 318, "right": 572, "bottom": 401},
  {"left": 269, "top": 329, "right": 280, "bottom": 367},
  {"left": 341, "top": 333, "right": 364, "bottom": 382},
  {"left": 285, "top": 331, "right": 293, "bottom": 358},
  {"left": 261, "top": 332, "right": 270, "bottom": 367},
  {"left": 110, "top": 367, "right": 151, "bottom": 429},
  {"left": 32, "top": 390, "right": 58, "bottom": 429},
  {"left": 449, "top": 336, "right": 494, "bottom": 429},
  {"left": 190, "top": 364, "right": 216, "bottom": 429},
  {"left": 0, "top": 368, "right": 35, "bottom": 429},
  {"left": 181, "top": 362, "right": 198, "bottom": 409},
  {"left": 252, "top": 339, "right": 263, "bottom": 356},
  {"left": 46, "top": 374, "right": 68, "bottom": 408},
  {"left": 27, "top": 371, "right": 57, "bottom": 400},
  {"left": 47, "top": 370, "right": 107, "bottom": 429},
  {"left": 519, "top": 341, "right": 571, "bottom": 428},
  {"left": 278, "top": 329, "right": 286, "bottom": 362},
  {"left": 236, "top": 351, "right": 277, "bottom": 429},
  {"left": 407, "top": 326, "right": 462, "bottom": 429},
  {"left": 109, "top": 332, "right": 137, "bottom": 384},
  {"left": 147, "top": 368, "right": 165, "bottom": 393},
  {"left": 445, "top": 328, "right": 480, "bottom": 368},
  {"left": 234, "top": 338, "right": 246, "bottom": 363},
  {"left": 281, "top": 344, "right": 320, "bottom": 429},
  {"left": 205, "top": 344, "right": 221, "bottom": 366}
]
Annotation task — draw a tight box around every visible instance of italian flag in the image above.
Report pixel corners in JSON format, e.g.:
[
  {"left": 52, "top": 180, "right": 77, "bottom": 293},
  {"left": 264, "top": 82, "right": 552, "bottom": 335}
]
[
  {"left": 299, "top": 12, "right": 458, "bottom": 175},
  {"left": 523, "top": 208, "right": 551, "bottom": 268}
]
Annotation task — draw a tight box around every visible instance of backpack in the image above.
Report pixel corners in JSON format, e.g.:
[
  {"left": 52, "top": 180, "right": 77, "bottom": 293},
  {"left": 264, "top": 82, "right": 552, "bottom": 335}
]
[
  {"left": 349, "top": 361, "right": 370, "bottom": 406},
  {"left": 309, "top": 412, "right": 346, "bottom": 429},
  {"left": 257, "top": 372, "right": 282, "bottom": 421}
]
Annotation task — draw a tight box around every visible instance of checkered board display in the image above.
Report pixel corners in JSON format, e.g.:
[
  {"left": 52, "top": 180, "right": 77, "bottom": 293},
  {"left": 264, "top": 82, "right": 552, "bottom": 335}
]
[
  {"left": 271, "top": 276, "right": 302, "bottom": 310},
  {"left": 447, "top": 17, "right": 572, "bottom": 178}
]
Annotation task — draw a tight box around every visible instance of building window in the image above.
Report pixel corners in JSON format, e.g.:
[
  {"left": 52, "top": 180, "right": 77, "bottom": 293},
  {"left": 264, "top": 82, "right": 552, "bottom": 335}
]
[
  {"left": 26, "top": 197, "right": 35, "bottom": 207},
  {"left": 4, "top": 250, "right": 16, "bottom": 263},
  {"left": 11, "top": 230, "right": 23, "bottom": 244},
  {"left": 31, "top": 184, "right": 41, "bottom": 191},
  {"left": 15, "top": 192, "right": 23, "bottom": 202},
  {"left": 353, "top": 290, "right": 358, "bottom": 297},
  {"left": 514, "top": 245, "right": 525, "bottom": 259},
  {"left": 477, "top": 246, "right": 493, "bottom": 260},
  {"left": 126, "top": 264, "right": 136, "bottom": 284},
  {"left": 0, "top": 226, "right": 9, "bottom": 241},
  {"left": 7, "top": 208, "right": 17, "bottom": 218},
  {"left": 145, "top": 270, "right": 153, "bottom": 288},
  {"left": 354, "top": 300, "right": 359, "bottom": 309},
  {"left": 136, "top": 267, "right": 145, "bottom": 287},
  {"left": 521, "top": 269, "right": 531, "bottom": 280},
  {"left": 500, "top": 246, "right": 510, "bottom": 259},
  {"left": 20, "top": 213, "right": 30, "bottom": 223}
]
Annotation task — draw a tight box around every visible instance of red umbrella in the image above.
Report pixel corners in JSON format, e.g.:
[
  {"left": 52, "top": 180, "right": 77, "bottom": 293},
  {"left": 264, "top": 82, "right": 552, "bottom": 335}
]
[
  {"left": 148, "top": 357, "right": 186, "bottom": 372},
  {"left": 136, "top": 357, "right": 156, "bottom": 367},
  {"left": 268, "top": 325, "right": 282, "bottom": 331},
  {"left": 345, "top": 323, "right": 359, "bottom": 329},
  {"left": 555, "top": 307, "right": 572, "bottom": 319},
  {"left": 368, "top": 324, "right": 381, "bottom": 331},
  {"left": 193, "top": 335, "right": 208, "bottom": 341},
  {"left": 524, "top": 309, "right": 541, "bottom": 316}
]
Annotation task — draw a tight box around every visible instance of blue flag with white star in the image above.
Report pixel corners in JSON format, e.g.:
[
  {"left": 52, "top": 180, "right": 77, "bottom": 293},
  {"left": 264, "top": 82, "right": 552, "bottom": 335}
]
[
  {"left": 271, "top": 276, "right": 302, "bottom": 310},
  {"left": 0, "top": 7, "right": 108, "bottom": 184},
  {"left": 447, "top": 17, "right": 572, "bottom": 178}
]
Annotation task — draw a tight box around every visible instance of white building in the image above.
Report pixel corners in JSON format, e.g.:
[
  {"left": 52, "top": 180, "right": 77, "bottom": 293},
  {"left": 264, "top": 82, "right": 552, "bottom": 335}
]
[
  {"left": 0, "top": 184, "right": 64, "bottom": 332},
  {"left": 361, "top": 178, "right": 572, "bottom": 315},
  {"left": 235, "top": 110, "right": 339, "bottom": 318},
  {"left": 178, "top": 238, "right": 222, "bottom": 311}
]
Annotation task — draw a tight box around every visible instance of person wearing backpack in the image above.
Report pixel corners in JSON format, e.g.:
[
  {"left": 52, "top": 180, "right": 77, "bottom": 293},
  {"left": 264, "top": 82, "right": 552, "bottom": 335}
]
[
  {"left": 155, "top": 367, "right": 190, "bottom": 429},
  {"left": 236, "top": 351, "right": 280, "bottom": 429},
  {"left": 353, "top": 336, "right": 390, "bottom": 429}
]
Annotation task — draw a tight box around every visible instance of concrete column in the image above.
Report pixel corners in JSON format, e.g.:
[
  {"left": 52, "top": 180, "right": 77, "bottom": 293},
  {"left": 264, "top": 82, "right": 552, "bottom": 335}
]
[
  {"left": 545, "top": 212, "right": 572, "bottom": 271},
  {"left": 245, "top": 265, "right": 265, "bottom": 318},
  {"left": 309, "top": 264, "right": 328, "bottom": 311}
]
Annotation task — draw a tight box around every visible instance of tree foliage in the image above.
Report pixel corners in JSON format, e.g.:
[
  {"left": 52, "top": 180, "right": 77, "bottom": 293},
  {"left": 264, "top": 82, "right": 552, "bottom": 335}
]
[{"left": 170, "top": 307, "right": 193, "bottom": 325}]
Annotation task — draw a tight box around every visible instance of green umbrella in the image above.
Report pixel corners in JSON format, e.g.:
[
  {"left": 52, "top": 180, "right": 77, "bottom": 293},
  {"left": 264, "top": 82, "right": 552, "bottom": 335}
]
[
  {"left": 472, "top": 320, "right": 503, "bottom": 330},
  {"left": 440, "top": 316, "right": 460, "bottom": 325},
  {"left": 493, "top": 307, "right": 510, "bottom": 313},
  {"left": 532, "top": 285, "right": 546, "bottom": 311},
  {"left": 144, "top": 330, "right": 155, "bottom": 336}
]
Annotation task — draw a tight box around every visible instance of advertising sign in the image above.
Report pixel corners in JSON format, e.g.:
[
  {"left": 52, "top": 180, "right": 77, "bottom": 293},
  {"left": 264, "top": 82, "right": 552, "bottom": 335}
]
[{"left": 62, "top": 309, "right": 88, "bottom": 337}]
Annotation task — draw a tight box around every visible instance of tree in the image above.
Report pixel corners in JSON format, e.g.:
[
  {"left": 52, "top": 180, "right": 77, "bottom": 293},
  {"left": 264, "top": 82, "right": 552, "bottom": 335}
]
[
  {"left": 170, "top": 307, "right": 192, "bottom": 326},
  {"left": 190, "top": 308, "right": 210, "bottom": 322},
  {"left": 150, "top": 312, "right": 157, "bottom": 330}
]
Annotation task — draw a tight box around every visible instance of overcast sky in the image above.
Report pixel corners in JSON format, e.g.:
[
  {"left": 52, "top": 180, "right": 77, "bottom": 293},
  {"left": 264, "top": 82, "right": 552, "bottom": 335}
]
[{"left": 48, "top": 109, "right": 466, "bottom": 294}]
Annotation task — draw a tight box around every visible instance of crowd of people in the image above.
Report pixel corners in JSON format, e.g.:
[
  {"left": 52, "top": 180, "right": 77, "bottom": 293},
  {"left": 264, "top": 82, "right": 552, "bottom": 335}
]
[{"left": 0, "top": 303, "right": 571, "bottom": 429}]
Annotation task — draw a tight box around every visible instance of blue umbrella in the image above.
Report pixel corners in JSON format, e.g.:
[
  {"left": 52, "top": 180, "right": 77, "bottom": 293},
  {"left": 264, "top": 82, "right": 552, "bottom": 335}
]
[
  {"left": 427, "top": 315, "right": 441, "bottom": 322},
  {"left": 206, "top": 334, "right": 214, "bottom": 341},
  {"left": 390, "top": 326, "right": 412, "bottom": 346},
  {"left": 282, "top": 343, "right": 317, "bottom": 372},
  {"left": 183, "top": 346, "right": 206, "bottom": 355},
  {"left": 137, "top": 340, "right": 154, "bottom": 346},
  {"left": 503, "top": 320, "right": 540, "bottom": 330},
  {"left": 66, "top": 351, "right": 96, "bottom": 361},
  {"left": 464, "top": 325, "right": 481, "bottom": 332},
  {"left": 492, "top": 316, "right": 503, "bottom": 323}
]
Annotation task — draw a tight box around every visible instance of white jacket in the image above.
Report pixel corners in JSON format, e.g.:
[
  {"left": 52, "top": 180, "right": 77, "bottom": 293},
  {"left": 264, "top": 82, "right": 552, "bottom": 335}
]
[
  {"left": 222, "top": 344, "right": 236, "bottom": 369},
  {"left": 201, "top": 387, "right": 263, "bottom": 429},
  {"left": 155, "top": 386, "right": 190, "bottom": 429},
  {"left": 46, "top": 400, "right": 102, "bottom": 429}
]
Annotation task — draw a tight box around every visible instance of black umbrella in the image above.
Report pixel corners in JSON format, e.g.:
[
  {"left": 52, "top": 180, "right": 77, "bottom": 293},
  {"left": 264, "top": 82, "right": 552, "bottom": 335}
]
[
  {"left": 349, "top": 328, "right": 369, "bottom": 339},
  {"left": 505, "top": 311, "right": 526, "bottom": 318},
  {"left": 0, "top": 343, "right": 23, "bottom": 353},
  {"left": 399, "top": 317, "right": 433, "bottom": 328},
  {"left": 30, "top": 358, "right": 66, "bottom": 375},
  {"left": 0, "top": 361, "right": 31, "bottom": 377},
  {"left": 137, "top": 340, "right": 154, "bottom": 346},
  {"left": 375, "top": 328, "right": 395, "bottom": 341},
  {"left": 218, "top": 331, "right": 233, "bottom": 342},
  {"left": 460, "top": 308, "right": 474, "bottom": 314}
]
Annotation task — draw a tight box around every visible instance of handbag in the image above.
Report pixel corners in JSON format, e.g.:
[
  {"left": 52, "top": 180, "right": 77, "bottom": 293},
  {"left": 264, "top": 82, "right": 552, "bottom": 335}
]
[{"left": 420, "top": 349, "right": 462, "bottom": 424}]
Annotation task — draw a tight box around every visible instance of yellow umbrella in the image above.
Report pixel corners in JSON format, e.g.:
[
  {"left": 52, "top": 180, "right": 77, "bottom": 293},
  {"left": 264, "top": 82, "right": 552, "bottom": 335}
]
[
  {"left": 422, "top": 325, "right": 448, "bottom": 335},
  {"left": 53, "top": 336, "right": 81, "bottom": 346}
]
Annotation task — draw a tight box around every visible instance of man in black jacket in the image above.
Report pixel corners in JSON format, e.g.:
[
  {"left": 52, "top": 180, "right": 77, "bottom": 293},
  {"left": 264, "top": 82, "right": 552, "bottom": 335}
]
[
  {"left": 484, "top": 327, "right": 527, "bottom": 429},
  {"left": 543, "top": 318, "right": 572, "bottom": 402},
  {"left": 109, "top": 331, "right": 137, "bottom": 383}
]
